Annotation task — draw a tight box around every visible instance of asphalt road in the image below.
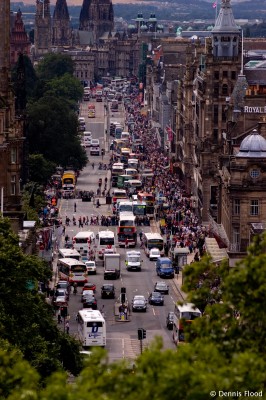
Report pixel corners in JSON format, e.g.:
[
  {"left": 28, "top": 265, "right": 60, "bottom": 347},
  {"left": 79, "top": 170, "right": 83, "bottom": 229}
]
[{"left": 58, "top": 100, "right": 182, "bottom": 362}]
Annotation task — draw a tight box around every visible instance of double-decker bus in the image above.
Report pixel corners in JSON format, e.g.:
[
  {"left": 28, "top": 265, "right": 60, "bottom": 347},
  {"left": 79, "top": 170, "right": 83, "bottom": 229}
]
[
  {"left": 172, "top": 303, "right": 202, "bottom": 345},
  {"left": 77, "top": 309, "right": 106, "bottom": 347},
  {"left": 58, "top": 248, "right": 81, "bottom": 260},
  {"left": 57, "top": 258, "right": 88, "bottom": 284},
  {"left": 137, "top": 192, "right": 155, "bottom": 217},
  {"left": 132, "top": 200, "right": 146, "bottom": 216},
  {"left": 97, "top": 230, "right": 116, "bottom": 259},
  {"left": 143, "top": 233, "right": 164, "bottom": 256},
  {"left": 117, "top": 212, "right": 137, "bottom": 247},
  {"left": 112, "top": 189, "right": 128, "bottom": 205}
]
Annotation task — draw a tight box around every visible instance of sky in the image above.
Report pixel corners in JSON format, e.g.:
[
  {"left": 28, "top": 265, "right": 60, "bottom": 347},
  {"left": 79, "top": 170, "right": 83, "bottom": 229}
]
[{"left": 20, "top": 0, "right": 142, "bottom": 4}]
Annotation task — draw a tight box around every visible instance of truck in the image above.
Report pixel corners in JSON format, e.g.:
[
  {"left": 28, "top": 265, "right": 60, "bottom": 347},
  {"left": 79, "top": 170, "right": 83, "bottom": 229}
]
[
  {"left": 104, "top": 253, "right": 121, "bottom": 280},
  {"left": 125, "top": 250, "right": 142, "bottom": 271},
  {"left": 156, "top": 257, "right": 175, "bottom": 279}
]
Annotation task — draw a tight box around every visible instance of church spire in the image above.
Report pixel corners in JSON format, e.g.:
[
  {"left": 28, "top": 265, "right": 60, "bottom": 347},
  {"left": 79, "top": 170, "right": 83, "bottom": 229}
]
[
  {"left": 211, "top": 0, "right": 240, "bottom": 58},
  {"left": 0, "top": 0, "right": 10, "bottom": 95},
  {"left": 52, "top": 0, "right": 71, "bottom": 46}
]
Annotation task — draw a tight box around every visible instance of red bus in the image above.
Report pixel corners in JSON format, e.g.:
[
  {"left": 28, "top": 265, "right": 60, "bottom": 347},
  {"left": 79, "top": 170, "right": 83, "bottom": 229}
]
[{"left": 117, "top": 212, "right": 137, "bottom": 247}]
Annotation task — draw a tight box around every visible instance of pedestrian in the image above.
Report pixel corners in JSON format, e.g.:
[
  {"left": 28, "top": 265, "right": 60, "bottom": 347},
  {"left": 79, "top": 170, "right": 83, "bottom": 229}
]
[
  {"left": 66, "top": 321, "right": 70, "bottom": 334},
  {"left": 58, "top": 313, "right": 62, "bottom": 324},
  {"left": 65, "top": 234, "right": 69, "bottom": 244},
  {"left": 124, "top": 305, "right": 128, "bottom": 320},
  {"left": 125, "top": 237, "right": 129, "bottom": 248},
  {"left": 92, "top": 162, "right": 94, "bottom": 169},
  {"left": 139, "top": 230, "right": 143, "bottom": 241},
  {"left": 74, "top": 202, "right": 77, "bottom": 212}
]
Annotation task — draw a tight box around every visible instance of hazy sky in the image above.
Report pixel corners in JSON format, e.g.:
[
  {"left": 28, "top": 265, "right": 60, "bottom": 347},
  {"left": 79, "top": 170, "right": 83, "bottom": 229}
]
[{"left": 21, "top": 0, "right": 142, "bottom": 4}]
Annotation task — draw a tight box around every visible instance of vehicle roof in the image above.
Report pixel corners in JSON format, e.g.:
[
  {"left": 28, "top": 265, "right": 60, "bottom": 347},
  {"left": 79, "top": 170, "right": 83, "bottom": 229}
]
[
  {"left": 74, "top": 231, "right": 94, "bottom": 238},
  {"left": 157, "top": 257, "right": 171, "bottom": 262},
  {"left": 118, "top": 201, "right": 133, "bottom": 206},
  {"left": 98, "top": 230, "right": 115, "bottom": 237},
  {"left": 78, "top": 309, "right": 104, "bottom": 321},
  {"left": 126, "top": 250, "right": 141, "bottom": 256},
  {"left": 58, "top": 258, "right": 86, "bottom": 266},
  {"left": 58, "top": 248, "right": 80, "bottom": 256},
  {"left": 113, "top": 189, "right": 127, "bottom": 194},
  {"left": 175, "top": 303, "right": 202, "bottom": 314},
  {"left": 144, "top": 233, "right": 164, "bottom": 240},
  {"left": 127, "top": 180, "right": 142, "bottom": 184}
]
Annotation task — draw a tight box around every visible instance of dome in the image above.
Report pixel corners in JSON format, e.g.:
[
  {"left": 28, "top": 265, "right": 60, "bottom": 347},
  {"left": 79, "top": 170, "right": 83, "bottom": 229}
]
[
  {"left": 236, "top": 129, "right": 266, "bottom": 158},
  {"left": 140, "top": 24, "right": 148, "bottom": 31}
]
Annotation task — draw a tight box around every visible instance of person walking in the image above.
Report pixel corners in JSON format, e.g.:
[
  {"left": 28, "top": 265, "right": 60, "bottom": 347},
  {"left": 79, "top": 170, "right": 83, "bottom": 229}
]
[
  {"left": 66, "top": 321, "right": 70, "bottom": 334},
  {"left": 74, "top": 202, "right": 77, "bottom": 212},
  {"left": 125, "top": 237, "right": 129, "bottom": 249}
]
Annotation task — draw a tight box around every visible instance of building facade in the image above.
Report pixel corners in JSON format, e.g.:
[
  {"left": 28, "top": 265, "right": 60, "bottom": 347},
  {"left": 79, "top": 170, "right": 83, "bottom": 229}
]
[
  {"left": 0, "top": 0, "right": 24, "bottom": 231},
  {"left": 10, "top": 9, "right": 31, "bottom": 66},
  {"left": 34, "top": 0, "right": 51, "bottom": 56},
  {"left": 52, "top": 0, "right": 71, "bottom": 47}
]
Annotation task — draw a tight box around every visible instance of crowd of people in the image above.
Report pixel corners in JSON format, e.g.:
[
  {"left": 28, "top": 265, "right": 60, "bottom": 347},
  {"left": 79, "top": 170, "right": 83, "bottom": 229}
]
[{"left": 123, "top": 97, "right": 209, "bottom": 261}]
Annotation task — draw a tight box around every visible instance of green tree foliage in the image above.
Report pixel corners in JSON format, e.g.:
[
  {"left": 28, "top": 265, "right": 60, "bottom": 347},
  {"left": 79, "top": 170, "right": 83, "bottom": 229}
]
[
  {"left": 26, "top": 96, "right": 87, "bottom": 170},
  {"left": 37, "top": 53, "right": 74, "bottom": 81},
  {"left": 12, "top": 55, "right": 38, "bottom": 102},
  {"left": 21, "top": 182, "right": 47, "bottom": 222},
  {"left": 0, "top": 218, "right": 82, "bottom": 379},
  {"left": 45, "top": 73, "right": 83, "bottom": 104},
  {"left": 29, "top": 154, "right": 56, "bottom": 185}
]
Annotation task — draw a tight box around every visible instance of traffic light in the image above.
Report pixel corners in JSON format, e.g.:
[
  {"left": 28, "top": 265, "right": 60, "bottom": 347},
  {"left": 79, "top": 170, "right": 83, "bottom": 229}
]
[
  {"left": 142, "top": 329, "right": 146, "bottom": 339},
  {"left": 121, "top": 293, "right": 126, "bottom": 304},
  {"left": 121, "top": 287, "right": 126, "bottom": 294},
  {"left": 138, "top": 328, "right": 143, "bottom": 340},
  {"left": 101, "top": 149, "right": 105, "bottom": 156}
]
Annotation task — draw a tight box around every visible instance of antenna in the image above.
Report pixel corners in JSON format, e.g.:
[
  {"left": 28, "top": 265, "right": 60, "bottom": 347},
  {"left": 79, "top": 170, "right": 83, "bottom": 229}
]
[{"left": 241, "top": 29, "right": 244, "bottom": 74}]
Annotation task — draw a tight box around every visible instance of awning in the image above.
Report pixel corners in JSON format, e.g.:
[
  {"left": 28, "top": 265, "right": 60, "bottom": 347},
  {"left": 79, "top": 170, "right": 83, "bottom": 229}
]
[{"left": 205, "top": 238, "right": 228, "bottom": 263}]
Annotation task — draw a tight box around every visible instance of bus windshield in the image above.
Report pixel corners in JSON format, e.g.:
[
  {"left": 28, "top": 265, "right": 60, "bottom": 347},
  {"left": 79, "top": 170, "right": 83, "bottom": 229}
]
[{"left": 99, "top": 237, "right": 115, "bottom": 246}]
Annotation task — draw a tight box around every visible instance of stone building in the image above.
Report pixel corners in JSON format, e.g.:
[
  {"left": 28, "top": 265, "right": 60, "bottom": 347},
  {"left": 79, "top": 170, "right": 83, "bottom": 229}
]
[
  {"left": 52, "top": 0, "right": 71, "bottom": 47},
  {"left": 0, "top": 0, "right": 24, "bottom": 231},
  {"left": 34, "top": 0, "right": 51, "bottom": 56},
  {"left": 10, "top": 9, "right": 31, "bottom": 66}
]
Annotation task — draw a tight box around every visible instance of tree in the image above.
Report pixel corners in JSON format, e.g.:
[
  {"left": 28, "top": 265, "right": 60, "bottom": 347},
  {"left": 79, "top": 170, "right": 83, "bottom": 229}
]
[
  {"left": 28, "top": 154, "right": 56, "bottom": 185},
  {"left": 0, "top": 218, "right": 83, "bottom": 379},
  {"left": 46, "top": 73, "right": 83, "bottom": 104},
  {"left": 26, "top": 96, "right": 87, "bottom": 170},
  {"left": 37, "top": 53, "right": 74, "bottom": 81}
]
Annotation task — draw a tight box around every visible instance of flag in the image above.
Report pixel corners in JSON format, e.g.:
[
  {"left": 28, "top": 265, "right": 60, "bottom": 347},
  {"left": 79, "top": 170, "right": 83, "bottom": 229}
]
[{"left": 212, "top": 1, "right": 217, "bottom": 8}]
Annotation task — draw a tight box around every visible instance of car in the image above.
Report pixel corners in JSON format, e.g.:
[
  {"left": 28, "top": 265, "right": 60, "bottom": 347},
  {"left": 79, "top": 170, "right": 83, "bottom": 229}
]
[
  {"left": 56, "top": 280, "right": 70, "bottom": 294},
  {"left": 54, "top": 288, "right": 69, "bottom": 301},
  {"left": 83, "top": 138, "right": 92, "bottom": 147},
  {"left": 148, "top": 292, "right": 164, "bottom": 306},
  {"left": 82, "top": 282, "right": 96, "bottom": 293},
  {"left": 132, "top": 295, "right": 147, "bottom": 303},
  {"left": 166, "top": 311, "right": 174, "bottom": 330},
  {"left": 101, "top": 284, "right": 115, "bottom": 299},
  {"left": 132, "top": 297, "right": 147, "bottom": 312},
  {"left": 149, "top": 248, "right": 160, "bottom": 261},
  {"left": 54, "top": 295, "right": 68, "bottom": 307},
  {"left": 154, "top": 281, "right": 169, "bottom": 295},
  {"left": 91, "top": 138, "right": 100, "bottom": 147},
  {"left": 85, "top": 261, "right": 96, "bottom": 274},
  {"left": 81, "top": 290, "right": 95, "bottom": 303},
  {"left": 83, "top": 296, "right": 97, "bottom": 309}
]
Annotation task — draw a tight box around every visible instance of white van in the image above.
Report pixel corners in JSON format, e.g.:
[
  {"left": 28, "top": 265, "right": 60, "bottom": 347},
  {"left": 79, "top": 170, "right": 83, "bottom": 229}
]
[{"left": 72, "top": 231, "right": 95, "bottom": 255}]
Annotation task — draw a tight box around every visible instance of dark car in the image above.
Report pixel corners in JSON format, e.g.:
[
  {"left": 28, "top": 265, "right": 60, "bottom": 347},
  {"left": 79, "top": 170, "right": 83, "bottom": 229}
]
[
  {"left": 56, "top": 280, "right": 71, "bottom": 294},
  {"left": 101, "top": 284, "right": 115, "bottom": 299},
  {"left": 148, "top": 292, "right": 164, "bottom": 306},
  {"left": 154, "top": 281, "right": 169, "bottom": 295},
  {"left": 166, "top": 311, "right": 174, "bottom": 330},
  {"left": 83, "top": 295, "right": 97, "bottom": 310},
  {"left": 82, "top": 192, "right": 92, "bottom": 202},
  {"left": 132, "top": 298, "right": 147, "bottom": 312}
]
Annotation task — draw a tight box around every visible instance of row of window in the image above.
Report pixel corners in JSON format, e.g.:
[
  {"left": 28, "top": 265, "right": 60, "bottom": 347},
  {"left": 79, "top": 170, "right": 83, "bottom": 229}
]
[
  {"left": 214, "top": 70, "right": 236, "bottom": 80},
  {"left": 233, "top": 199, "right": 260, "bottom": 216}
]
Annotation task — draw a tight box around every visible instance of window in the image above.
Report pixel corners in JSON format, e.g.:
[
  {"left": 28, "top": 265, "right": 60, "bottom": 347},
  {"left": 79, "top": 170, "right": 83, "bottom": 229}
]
[
  {"left": 232, "top": 227, "right": 240, "bottom": 251},
  {"left": 231, "top": 71, "right": 236, "bottom": 80},
  {"left": 223, "top": 70, "right": 228, "bottom": 78},
  {"left": 213, "top": 129, "right": 218, "bottom": 144},
  {"left": 233, "top": 199, "right": 240, "bottom": 215},
  {"left": 213, "top": 83, "right": 219, "bottom": 96},
  {"left": 214, "top": 71, "right": 219, "bottom": 80},
  {"left": 250, "top": 199, "right": 259, "bottom": 216},
  {"left": 11, "top": 175, "right": 16, "bottom": 195},
  {"left": 250, "top": 169, "right": 260, "bottom": 179},
  {"left": 11, "top": 148, "right": 17, "bottom": 164},
  {"left": 213, "top": 105, "right": 219, "bottom": 124},
  {"left": 222, "top": 84, "right": 228, "bottom": 96}
]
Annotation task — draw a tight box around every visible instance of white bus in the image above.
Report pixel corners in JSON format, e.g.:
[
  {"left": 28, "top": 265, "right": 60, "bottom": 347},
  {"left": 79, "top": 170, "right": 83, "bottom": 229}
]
[
  {"left": 97, "top": 230, "right": 116, "bottom": 259},
  {"left": 58, "top": 248, "right": 81, "bottom": 260},
  {"left": 77, "top": 309, "right": 106, "bottom": 347},
  {"left": 72, "top": 231, "right": 95, "bottom": 255},
  {"left": 57, "top": 258, "right": 88, "bottom": 284},
  {"left": 172, "top": 303, "right": 202, "bottom": 345},
  {"left": 143, "top": 233, "right": 164, "bottom": 256},
  {"left": 117, "top": 200, "right": 133, "bottom": 215}
]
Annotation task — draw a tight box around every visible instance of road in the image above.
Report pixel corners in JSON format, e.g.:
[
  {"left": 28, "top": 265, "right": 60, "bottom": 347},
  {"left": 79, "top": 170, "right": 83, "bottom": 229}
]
[{"left": 58, "top": 100, "right": 182, "bottom": 362}]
